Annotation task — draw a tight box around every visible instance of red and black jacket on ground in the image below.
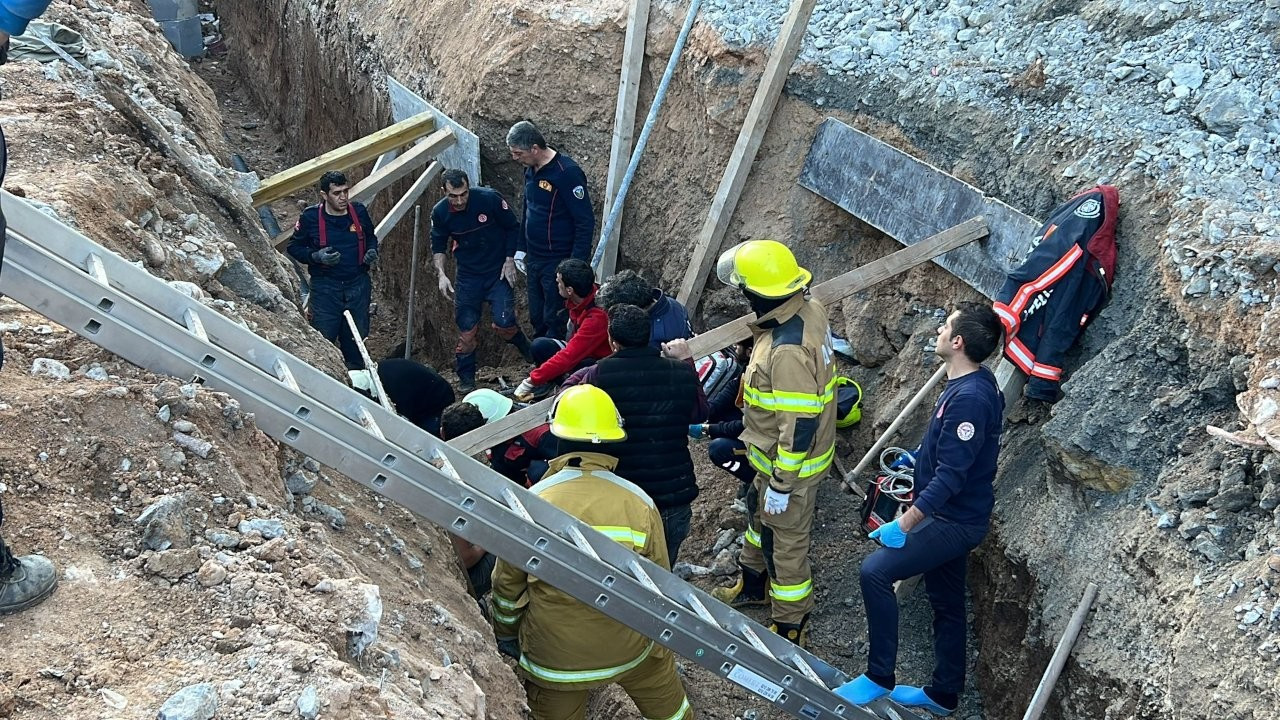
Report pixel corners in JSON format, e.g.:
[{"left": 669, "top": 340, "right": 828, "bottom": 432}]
[{"left": 994, "top": 185, "right": 1118, "bottom": 402}]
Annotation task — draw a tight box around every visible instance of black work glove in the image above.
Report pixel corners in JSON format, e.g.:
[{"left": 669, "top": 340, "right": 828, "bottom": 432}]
[
  {"left": 310, "top": 247, "right": 341, "bottom": 266},
  {"left": 363, "top": 247, "right": 379, "bottom": 266}
]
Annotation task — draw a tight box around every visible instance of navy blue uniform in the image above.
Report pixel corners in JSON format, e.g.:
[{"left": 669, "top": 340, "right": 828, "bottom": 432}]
[
  {"left": 647, "top": 290, "right": 693, "bottom": 349},
  {"left": 859, "top": 367, "right": 1003, "bottom": 706},
  {"left": 519, "top": 152, "right": 594, "bottom": 339},
  {"left": 286, "top": 202, "right": 379, "bottom": 370}
]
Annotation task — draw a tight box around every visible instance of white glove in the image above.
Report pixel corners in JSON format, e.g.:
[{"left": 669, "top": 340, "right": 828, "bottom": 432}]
[
  {"left": 513, "top": 251, "right": 527, "bottom": 276},
  {"left": 763, "top": 487, "right": 790, "bottom": 515},
  {"left": 514, "top": 377, "right": 536, "bottom": 402}
]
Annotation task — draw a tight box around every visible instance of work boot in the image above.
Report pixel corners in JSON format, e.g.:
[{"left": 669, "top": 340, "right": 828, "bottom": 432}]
[
  {"left": 769, "top": 613, "right": 810, "bottom": 648},
  {"left": 456, "top": 351, "right": 478, "bottom": 394},
  {"left": 711, "top": 564, "right": 769, "bottom": 607},
  {"left": 508, "top": 330, "right": 534, "bottom": 364},
  {"left": 458, "top": 375, "right": 477, "bottom": 394},
  {"left": 0, "top": 550, "right": 57, "bottom": 615}
]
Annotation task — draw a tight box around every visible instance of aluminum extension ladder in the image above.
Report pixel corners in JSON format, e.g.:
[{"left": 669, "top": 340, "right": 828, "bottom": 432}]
[{"left": 0, "top": 190, "right": 924, "bottom": 720}]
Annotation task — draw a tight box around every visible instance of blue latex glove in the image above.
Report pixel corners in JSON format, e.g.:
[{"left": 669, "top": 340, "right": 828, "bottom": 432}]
[
  {"left": 688, "top": 424, "right": 707, "bottom": 440},
  {"left": 763, "top": 487, "right": 790, "bottom": 515},
  {"left": 889, "top": 450, "right": 916, "bottom": 471},
  {"left": 868, "top": 518, "right": 907, "bottom": 548}
]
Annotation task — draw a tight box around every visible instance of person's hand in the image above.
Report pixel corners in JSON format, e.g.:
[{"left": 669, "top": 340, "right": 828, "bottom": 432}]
[
  {"left": 311, "top": 248, "right": 341, "bottom": 266},
  {"left": 438, "top": 273, "right": 455, "bottom": 299},
  {"left": 688, "top": 424, "right": 708, "bottom": 440},
  {"left": 514, "top": 378, "right": 537, "bottom": 402},
  {"left": 763, "top": 487, "right": 790, "bottom": 515},
  {"left": 868, "top": 518, "right": 907, "bottom": 548},
  {"left": 496, "top": 637, "right": 520, "bottom": 659},
  {"left": 501, "top": 258, "right": 518, "bottom": 286},
  {"left": 513, "top": 251, "right": 527, "bottom": 275},
  {"left": 661, "top": 338, "right": 693, "bottom": 361},
  {"left": 363, "top": 248, "right": 379, "bottom": 266},
  {"left": 889, "top": 450, "right": 916, "bottom": 472}
]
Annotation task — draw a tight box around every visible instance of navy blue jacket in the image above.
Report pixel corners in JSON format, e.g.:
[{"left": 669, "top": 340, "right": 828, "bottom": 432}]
[
  {"left": 648, "top": 290, "right": 693, "bottom": 349},
  {"left": 430, "top": 187, "right": 520, "bottom": 277},
  {"left": 911, "top": 367, "right": 1003, "bottom": 526},
  {"left": 518, "top": 152, "right": 594, "bottom": 261},
  {"left": 286, "top": 202, "right": 378, "bottom": 281}
]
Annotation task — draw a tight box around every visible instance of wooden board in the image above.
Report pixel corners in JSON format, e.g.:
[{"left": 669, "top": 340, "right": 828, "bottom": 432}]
[
  {"left": 798, "top": 117, "right": 1042, "bottom": 299},
  {"left": 251, "top": 111, "right": 437, "bottom": 207},
  {"left": 674, "top": 0, "right": 819, "bottom": 316},
  {"left": 376, "top": 161, "right": 443, "bottom": 239},
  {"left": 448, "top": 217, "right": 987, "bottom": 456}
]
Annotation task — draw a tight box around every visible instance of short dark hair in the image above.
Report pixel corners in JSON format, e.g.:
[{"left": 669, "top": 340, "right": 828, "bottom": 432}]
[
  {"left": 951, "top": 302, "right": 1004, "bottom": 363},
  {"left": 506, "top": 121, "right": 547, "bottom": 151},
  {"left": 607, "top": 304, "right": 650, "bottom": 348},
  {"left": 440, "top": 401, "right": 485, "bottom": 440},
  {"left": 319, "top": 170, "right": 347, "bottom": 193},
  {"left": 597, "top": 269, "right": 653, "bottom": 310},
  {"left": 441, "top": 169, "right": 469, "bottom": 189},
  {"left": 556, "top": 258, "right": 595, "bottom": 298}
]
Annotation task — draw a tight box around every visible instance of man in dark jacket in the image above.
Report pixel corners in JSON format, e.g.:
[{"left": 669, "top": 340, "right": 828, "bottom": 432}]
[
  {"left": 507, "top": 121, "right": 594, "bottom": 340},
  {"left": 597, "top": 269, "right": 693, "bottom": 348},
  {"left": 350, "top": 358, "right": 455, "bottom": 437},
  {"left": 563, "top": 304, "right": 709, "bottom": 564},
  {"left": 287, "top": 170, "right": 379, "bottom": 370}
]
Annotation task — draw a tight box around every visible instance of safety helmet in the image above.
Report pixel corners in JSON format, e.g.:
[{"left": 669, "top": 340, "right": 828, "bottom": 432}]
[
  {"left": 464, "top": 388, "right": 514, "bottom": 424},
  {"left": 547, "top": 385, "right": 626, "bottom": 443},
  {"left": 348, "top": 370, "right": 378, "bottom": 399},
  {"left": 716, "top": 239, "right": 812, "bottom": 298},
  {"left": 835, "top": 376, "right": 863, "bottom": 428}
]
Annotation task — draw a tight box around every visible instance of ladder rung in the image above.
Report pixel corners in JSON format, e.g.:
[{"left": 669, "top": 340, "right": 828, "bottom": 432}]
[
  {"left": 628, "top": 559, "right": 664, "bottom": 598},
  {"left": 738, "top": 624, "right": 778, "bottom": 661},
  {"left": 501, "top": 487, "right": 533, "bottom": 523},
  {"left": 85, "top": 253, "right": 108, "bottom": 286},
  {"left": 273, "top": 358, "right": 299, "bottom": 392},
  {"left": 355, "top": 406, "right": 385, "bottom": 439},
  {"left": 789, "top": 651, "right": 824, "bottom": 686},
  {"left": 183, "top": 308, "right": 207, "bottom": 341},
  {"left": 683, "top": 591, "right": 718, "bottom": 624},
  {"left": 566, "top": 525, "right": 600, "bottom": 561}
]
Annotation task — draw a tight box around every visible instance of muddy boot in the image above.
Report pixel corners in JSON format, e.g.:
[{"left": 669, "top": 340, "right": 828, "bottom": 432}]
[
  {"left": 769, "top": 613, "right": 810, "bottom": 648},
  {"left": 0, "top": 542, "right": 57, "bottom": 615},
  {"left": 508, "top": 329, "right": 534, "bottom": 364},
  {"left": 711, "top": 564, "right": 769, "bottom": 607},
  {"left": 456, "top": 351, "right": 478, "bottom": 394}
]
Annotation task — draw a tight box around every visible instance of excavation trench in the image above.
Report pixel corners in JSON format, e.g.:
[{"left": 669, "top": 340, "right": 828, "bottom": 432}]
[{"left": 210, "top": 1, "right": 1228, "bottom": 719}]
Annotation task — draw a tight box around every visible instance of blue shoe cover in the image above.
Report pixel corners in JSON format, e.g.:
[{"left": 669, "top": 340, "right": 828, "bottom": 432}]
[
  {"left": 889, "top": 685, "right": 954, "bottom": 716},
  {"left": 834, "top": 674, "right": 890, "bottom": 705}
]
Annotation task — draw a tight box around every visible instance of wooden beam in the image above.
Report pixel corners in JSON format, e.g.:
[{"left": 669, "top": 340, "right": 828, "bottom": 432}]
[
  {"left": 251, "top": 111, "right": 437, "bottom": 208},
  {"left": 375, "top": 161, "right": 443, "bottom": 239},
  {"left": 449, "top": 216, "right": 987, "bottom": 455},
  {"left": 675, "top": 0, "right": 818, "bottom": 315},
  {"left": 598, "top": 0, "right": 651, "bottom": 279},
  {"left": 1022, "top": 583, "right": 1100, "bottom": 720}
]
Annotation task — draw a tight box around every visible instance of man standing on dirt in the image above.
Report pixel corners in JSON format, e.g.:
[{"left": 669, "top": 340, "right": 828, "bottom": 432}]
[
  {"left": 507, "top": 121, "right": 594, "bottom": 341},
  {"left": 287, "top": 170, "right": 379, "bottom": 370},
  {"left": 431, "top": 168, "right": 533, "bottom": 393},
  {"left": 835, "top": 303, "right": 1004, "bottom": 715},
  {"left": 709, "top": 240, "right": 836, "bottom": 648}
]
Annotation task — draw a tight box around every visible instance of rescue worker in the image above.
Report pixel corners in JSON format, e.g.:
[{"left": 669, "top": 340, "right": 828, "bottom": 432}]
[
  {"left": 507, "top": 121, "right": 594, "bottom": 340},
  {"left": 458, "top": 388, "right": 557, "bottom": 486},
  {"left": 349, "top": 358, "right": 455, "bottom": 437},
  {"left": 709, "top": 240, "right": 836, "bottom": 647},
  {"left": 490, "top": 385, "right": 693, "bottom": 720},
  {"left": 596, "top": 269, "right": 693, "bottom": 348},
  {"left": 514, "top": 259, "right": 610, "bottom": 400},
  {"left": 287, "top": 170, "right": 379, "bottom": 370},
  {"left": 0, "top": 0, "right": 60, "bottom": 616},
  {"left": 561, "top": 304, "right": 708, "bottom": 564},
  {"left": 430, "top": 169, "right": 533, "bottom": 393},
  {"left": 835, "top": 303, "right": 1004, "bottom": 715}
]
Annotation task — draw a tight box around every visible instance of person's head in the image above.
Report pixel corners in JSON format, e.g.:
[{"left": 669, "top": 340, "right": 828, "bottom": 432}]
[
  {"left": 597, "top": 269, "right": 654, "bottom": 310},
  {"left": 935, "top": 302, "right": 1003, "bottom": 365},
  {"left": 440, "top": 401, "right": 486, "bottom": 441},
  {"left": 463, "top": 388, "right": 514, "bottom": 424},
  {"left": 548, "top": 385, "right": 626, "bottom": 452},
  {"left": 507, "top": 121, "right": 548, "bottom": 167},
  {"left": 555, "top": 258, "right": 595, "bottom": 301},
  {"left": 441, "top": 169, "right": 470, "bottom": 211},
  {"left": 606, "top": 304, "right": 650, "bottom": 350},
  {"left": 318, "top": 170, "right": 350, "bottom": 213},
  {"left": 348, "top": 369, "right": 378, "bottom": 401},
  {"left": 716, "top": 239, "right": 810, "bottom": 317}
]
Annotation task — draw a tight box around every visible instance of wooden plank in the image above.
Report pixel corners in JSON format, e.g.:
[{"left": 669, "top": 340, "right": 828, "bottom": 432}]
[
  {"left": 449, "top": 217, "right": 987, "bottom": 456},
  {"left": 675, "top": 0, "right": 819, "bottom": 316},
  {"left": 375, "top": 161, "right": 443, "bottom": 239},
  {"left": 598, "top": 0, "right": 652, "bottom": 279},
  {"left": 1022, "top": 583, "right": 1100, "bottom": 720},
  {"left": 251, "top": 111, "right": 437, "bottom": 207},
  {"left": 798, "top": 117, "right": 1042, "bottom": 298}
]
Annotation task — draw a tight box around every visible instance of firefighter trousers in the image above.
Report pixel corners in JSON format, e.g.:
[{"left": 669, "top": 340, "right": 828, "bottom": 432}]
[
  {"left": 522, "top": 645, "right": 693, "bottom": 720},
  {"left": 739, "top": 475, "right": 818, "bottom": 624}
]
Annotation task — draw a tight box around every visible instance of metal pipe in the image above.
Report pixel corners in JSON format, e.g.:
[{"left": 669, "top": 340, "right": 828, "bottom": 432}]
[
  {"left": 590, "top": 0, "right": 703, "bottom": 273},
  {"left": 404, "top": 205, "right": 422, "bottom": 359}
]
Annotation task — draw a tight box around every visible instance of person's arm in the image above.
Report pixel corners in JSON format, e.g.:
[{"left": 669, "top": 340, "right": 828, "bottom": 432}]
[
  {"left": 765, "top": 347, "right": 825, "bottom": 494},
  {"left": 429, "top": 203, "right": 455, "bottom": 297},
  {"left": 708, "top": 418, "right": 744, "bottom": 439},
  {"left": 285, "top": 210, "right": 316, "bottom": 265},
  {"left": 529, "top": 308, "right": 608, "bottom": 384},
  {"left": 516, "top": 172, "right": 529, "bottom": 255},
  {"left": 910, "top": 392, "right": 988, "bottom": 520},
  {"left": 356, "top": 203, "right": 378, "bottom": 253},
  {"left": 561, "top": 363, "right": 599, "bottom": 388},
  {"left": 564, "top": 167, "right": 594, "bottom": 261},
  {"left": 489, "top": 557, "right": 529, "bottom": 642},
  {"left": 684, "top": 360, "right": 710, "bottom": 423},
  {"left": 0, "top": 0, "right": 54, "bottom": 39},
  {"left": 642, "top": 504, "right": 672, "bottom": 572},
  {"left": 497, "top": 192, "right": 520, "bottom": 259}
]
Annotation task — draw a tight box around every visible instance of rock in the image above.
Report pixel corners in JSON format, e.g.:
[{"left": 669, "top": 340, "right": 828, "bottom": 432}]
[
  {"left": 344, "top": 583, "right": 383, "bottom": 658},
  {"left": 1243, "top": 610, "right": 1262, "bottom": 625},
  {"left": 172, "top": 420, "right": 198, "bottom": 433},
  {"left": 206, "top": 530, "right": 240, "bottom": 548},
  {"left": 1194, "top": 84, "right": 1265, "bottom": 134},
  {"left": 1209, "top": 487, "right": 1255, "bottom": 513},
  {"left": 868, "top": 31, "right": 900, "bottom": 56},
  {"left": 1156, "top": 511, "right": 1180, "bottom": 529},
  {"left": 157, "top": 405, "right": 172, "bottom": 423},
  {"left": 85, "top": 366, "right": 109, "bottom": 381},
  {"left": 1176, "top": 475, "right": 1219, "bottom": 508},
  {"left": 301, "top": 496, "right": 346, "bottom": 529},
  {"left": 238, "top": 518, "right": 286, "bottom": 539},
  {"left": 99, "top": 688, "right": 128, "bottom": 710},
  {"left": 174, "top": 432, "right": 213, "bottom": 459},
  {"left": 1259, "top": 482, "right": 1279, "bottom": 511},
  {"left": 30, "top": 358, "right": 71, "bottom": 381},
  {"left": 285, "top": 471, "right": 317, "bottom": 496},
  {"left": 168, "top": 281, "right": 208, "bottom": 301},
  {"left": 1268, "top": 555, "right": 1280, "bottom": 573},
  {"left": 671, "top": 562, "right": 712, "bottom": 580},
  {"left": 1192, "top": 537, "right": 1228, "bottom": 563},
  {"left": 136, "top": 493, "right": 197, "bottom": 551},
  {"left": 711, "top": 528, "right": 737, "bottom": 555},
  {"left": 145, "top": 547, "right": 202, "bottom": 579},
  {"left": 157, "top": 683, "right": 218, "bottom": 720},
  {"left": 142, "top": 237, "right": 167, "bottom": 267},
  {"left": 250, "top": 537, "right": 288, "bottom": 563},
  {"left": 296, "top": 685, "right": 319, "bottom": 720},
  {"left": 1170, "top": 62, "right": 1205, "bottom": 89},
  {"left": 217, "top": 259, "right": 277, "bottom": 308},
  {"left": 196, "top": 559, "right": 227, "bottom": 587}
]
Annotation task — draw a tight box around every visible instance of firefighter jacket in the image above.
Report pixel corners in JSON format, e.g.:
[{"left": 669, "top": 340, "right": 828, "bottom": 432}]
[
  {"left": 490, "top": 452, "right": 670, "bottom": 690},
  {"left": 739, "top": 293, "right": 838, "bottom": 493},
  {"left": 994, "top": 185, "right": 1118, "bottom": 402}
]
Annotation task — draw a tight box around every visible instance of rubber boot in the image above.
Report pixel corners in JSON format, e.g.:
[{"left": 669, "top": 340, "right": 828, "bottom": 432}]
[
  {"left": 508, "top": 329, "right": 534, "bottom": 364},
  {"left": 456, "top": 351, "right": 478, "bottom": 394},
  {"left": 769, "top": 612, "right": 810, "bottom": 648},
  {"left": 711, "top": 564, "right": 769, "bottom": 607},
  {"left": 0, "top": 542, "right": 57, "bottom": 615}
]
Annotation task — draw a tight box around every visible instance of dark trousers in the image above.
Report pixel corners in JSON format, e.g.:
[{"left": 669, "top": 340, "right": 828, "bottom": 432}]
[
  {"left": 310, "top": 273, "right": 372, "bottom": 370},
  {"left": 860, "top": 517, "right": 987, "bottom": 693},
  {"left": 529, "top": 337, "right": 596, "bottom": 386},
  {"left": 526, "top": 257, "right": 567, "bottom": 340},
  {"left": 659, "top": 503, "right": 692, "bottom": 568},
  {"left": 0, "top": 496, "right": 14, "bottom": 576},
  {"left": 455, "top": 272, "right": 519, "bottom": 381},
  {"left": 708, "top": 438, "right": 756, "bottom": 484}
]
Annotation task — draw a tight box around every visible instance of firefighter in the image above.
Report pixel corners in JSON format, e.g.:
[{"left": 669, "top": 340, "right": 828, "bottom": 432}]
[
  {"left": 490, "top": 385, "right": 693, "bottom": 720},
  {"left": 430, "top": 169, "right": 533, "bottom": 393},
  {"left": 709, "top": 240, "right": 836, "bottom": 647}
]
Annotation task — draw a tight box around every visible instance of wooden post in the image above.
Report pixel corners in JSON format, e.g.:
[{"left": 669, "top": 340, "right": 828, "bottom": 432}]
[
  {"left": 598, "top": 0, "right": 651, "bottom": 279},
  {"left": 675, "top": 0, "right": 819, "bottom": 316},
  {"left": 842, "top": 364, "right": 948, "bottom": 495},
  {"left": 1022, "top": 583, "right": 1100, "bottom": 720},
  {"left": 448, "top": 217, "right": 987, "bottom": 456}
]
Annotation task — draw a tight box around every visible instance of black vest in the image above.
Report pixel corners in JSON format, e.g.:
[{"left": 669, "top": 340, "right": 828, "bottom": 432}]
[{"left": 591, "top": 346, "right": 700, "bottom": 509}]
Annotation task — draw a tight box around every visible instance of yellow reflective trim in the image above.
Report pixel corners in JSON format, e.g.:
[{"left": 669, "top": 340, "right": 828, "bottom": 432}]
[
  {"left": 645, "top": 696, "right": 691, "bottom": 720},
  {"left": 750, "top": 443, "right": 834, "bottom": 478},
  {"left": 744, "top": 526, "right": 762, "bottom": 548},
  {"left": 593, "top": 525, "right": 648, "bottom": 549},
  {"left": 519, "top": 641, "right": 653, "bottom": 684},
  {"left": 492, "top": 593, "right": 521, "bottom": 611},
  {"left": 770, "top": 578, "right": 813, "bottom": 602},
  {"left": 491, "top": 608, "right": 523, "bottom": 625},
  {"left": 799, "top": 443, "right": 835, "bottom": 477},
  {"left": 775, "top": 447, "right": 806, "bottom": 472},
  {"left": 748, "top": 446, "right": 773, "bottom": 474}
]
